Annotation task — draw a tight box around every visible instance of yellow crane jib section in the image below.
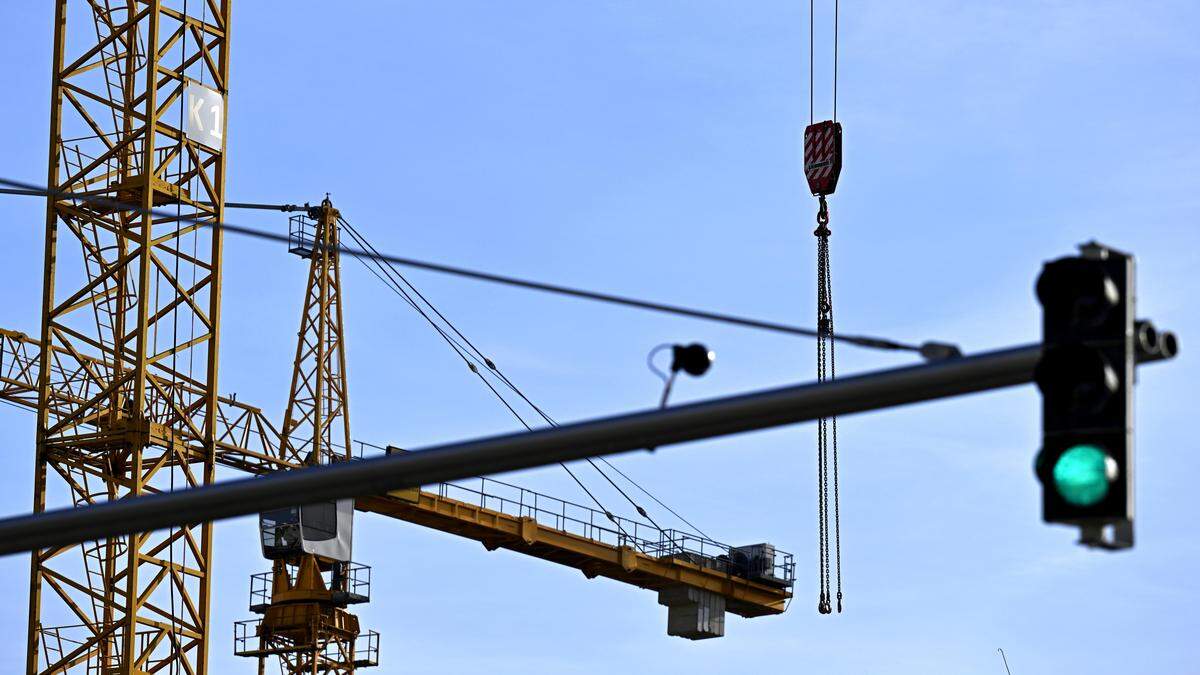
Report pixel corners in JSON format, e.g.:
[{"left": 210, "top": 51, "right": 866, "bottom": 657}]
[{"left": 357, "top": 476, "right": 795, "bottom": 639}]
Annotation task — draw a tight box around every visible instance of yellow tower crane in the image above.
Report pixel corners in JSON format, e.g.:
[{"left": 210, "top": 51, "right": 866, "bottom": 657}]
[{"left": 10, "top": 3, "right": 794, "bottom": 672}]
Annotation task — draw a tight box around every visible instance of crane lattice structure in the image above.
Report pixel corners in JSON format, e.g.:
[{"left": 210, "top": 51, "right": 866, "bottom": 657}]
[
  {"left": 11, "top": 2, "right": 793, "bottom": 672},
  {"left": 280, "top": 199, "right": 352, "bottom": 467},
  {"left": 27, "top": 1, "right": 230, "bottom": 672},
  {"left": 232, "top": 199, "right": 380, "bottom": 673}
]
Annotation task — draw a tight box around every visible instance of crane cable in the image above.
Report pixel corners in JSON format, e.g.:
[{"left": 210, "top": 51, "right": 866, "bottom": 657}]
[
  {"left": 341, "top": 221, "right": 654, "bottom": 538},
  {"left": 337, "top": 217, "right": 634, "bottom": 536},
  {"left": 809, "top": 0, "right": 843, "bottom": 616},
  {"left": 339, "top": 216, "right": 659, "bottom": 532},
  {"left": 0, "top": 179, "right": 963, "bottom": 360},
  {"left": 337, "top": 215, "right": 688, "bottom": 539},
  {"left": 595, "top": 456, "right": 711, "bottom": 540}
]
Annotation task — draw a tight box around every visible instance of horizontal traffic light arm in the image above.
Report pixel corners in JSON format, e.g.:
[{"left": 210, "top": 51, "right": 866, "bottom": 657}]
[{"left": 0, "top": 337, "right": 1176, "bottom": 556}]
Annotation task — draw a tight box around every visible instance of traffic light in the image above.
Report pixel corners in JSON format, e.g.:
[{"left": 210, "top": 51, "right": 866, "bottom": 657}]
[{"left": 1033, "top": 242, "right": 1135, "bottom": 549}]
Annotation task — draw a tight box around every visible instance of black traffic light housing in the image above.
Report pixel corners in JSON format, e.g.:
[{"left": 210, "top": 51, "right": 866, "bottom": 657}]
[{"left": 1034, "top": 242, "right": 1135, "bottom": 549}]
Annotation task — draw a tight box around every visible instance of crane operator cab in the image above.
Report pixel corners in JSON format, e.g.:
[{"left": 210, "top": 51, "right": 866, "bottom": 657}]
[
  {"left": 238, "top": 500, "right": 378, "bottom": 667},
  {"left": 259, "top": 499, "right": 354, "bottom": 563}
]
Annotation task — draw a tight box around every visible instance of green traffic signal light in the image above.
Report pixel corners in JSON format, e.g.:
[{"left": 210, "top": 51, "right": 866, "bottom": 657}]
[{"left": 1053, "top": 444, "right": 1118, "bottom": 506}]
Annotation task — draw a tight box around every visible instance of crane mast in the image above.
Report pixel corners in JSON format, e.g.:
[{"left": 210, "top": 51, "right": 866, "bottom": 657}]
[
  {"left": 28, "top": 1, "right": 231, "bottom": 673},
  {"left": 234, "top": 200, "right": 380, "bottom": 673},
  {"left": 280, "top": 200, "right": 352, "bottom": 466}
]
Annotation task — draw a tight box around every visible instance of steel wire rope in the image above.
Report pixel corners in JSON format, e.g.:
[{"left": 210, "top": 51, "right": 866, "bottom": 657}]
[
  {"left": 829, "top": 0, "right": 844, "bottom": 614},
  {"left": 338, "top": 218, "right": 674, "bottom": 537},
  {"left": 336, "top": 216, "right": 639, "bottom": 539},
  {"left": 339, "top": 217, "right": 499, "bottom": 376},
  {"left": 338, "top": 217, "right": 677, "bottom": 533},
  {"left": 833, "top": 0, "right": 839, "bottom": 123},
  {"left": 595, "top": 456, "right": 710, "bottom": 540},
  {"left": 809, "top": 0, "right": 815, "bottom": 125},
  {"left": 339, "top": 216, "right": 584, "bottom": 435},
  {"left": 0, "top": 178, "right": 958, "bottom": 358}
]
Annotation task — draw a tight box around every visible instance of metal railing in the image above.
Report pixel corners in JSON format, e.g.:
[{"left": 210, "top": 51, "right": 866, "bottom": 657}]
[
  {"left": 40, "top": 624, "right": 163, "bottom": 675},
  {"left": 249, "top": 561, "right": 372, "bottom": 610},
  {"left": 232, "top": 619, "right": 262, "bottom": 657},
  {"left": 233, "top": 620, "right": 379, "bottom": 668},
  {"left": 351, "top": 630, "right": 380, "bottom": 668},
  {"left": 288, "top": 214, "right": 315, "bottom": 258},
  {"left": 351, "top": 441, "right": 796, "bottom": 586}
]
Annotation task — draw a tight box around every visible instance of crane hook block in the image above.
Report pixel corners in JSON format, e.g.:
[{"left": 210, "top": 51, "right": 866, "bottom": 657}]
[{"left": 804, "top": 121, "right": 843, "bottom": 197}]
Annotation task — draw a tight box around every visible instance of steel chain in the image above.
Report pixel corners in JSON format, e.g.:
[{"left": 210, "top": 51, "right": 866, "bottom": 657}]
[{"left": 814, "top": 195, "right": 842, "bottom": 614}]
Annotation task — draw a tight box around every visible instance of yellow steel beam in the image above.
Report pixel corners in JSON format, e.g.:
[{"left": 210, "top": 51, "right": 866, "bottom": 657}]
[{"left": 357, "top": 490, "right": 789, "bottom": 618}]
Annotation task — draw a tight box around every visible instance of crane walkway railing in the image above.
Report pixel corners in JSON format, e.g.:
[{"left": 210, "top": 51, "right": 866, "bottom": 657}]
[{"left": 351, "top": 440, "right": 796, "bottom": 586}]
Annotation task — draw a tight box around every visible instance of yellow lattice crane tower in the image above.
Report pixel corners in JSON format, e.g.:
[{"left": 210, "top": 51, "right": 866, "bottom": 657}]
[
  {"left": 280, "top": 200, "right": 352, "bottom": 467},
  {"left": 233, "top": 200, "right": 379, "bottom": 673},
  {"left": 28, "top": 1, "right": 231, "bottom": 672}
]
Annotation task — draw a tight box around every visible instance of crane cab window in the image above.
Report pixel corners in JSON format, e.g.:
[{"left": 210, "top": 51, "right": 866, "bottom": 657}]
[
  {"left": 258, "top": 500, "right": 353, "bottom": 561},
  {"left": 260, "top": 507, "right": 302, "bottom": 557},
  {"left": 300, "top": 502, "right": 338, "bottom": 541}
]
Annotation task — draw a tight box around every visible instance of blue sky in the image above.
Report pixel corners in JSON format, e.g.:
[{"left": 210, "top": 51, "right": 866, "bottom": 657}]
[{"left": 0, "top": 2, "right": 1197, "bottom": 673}]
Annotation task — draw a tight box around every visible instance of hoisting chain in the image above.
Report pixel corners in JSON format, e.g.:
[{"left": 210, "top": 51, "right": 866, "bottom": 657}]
[
  {"left": 806, "top": 0, "right": 845, "bottom": 617},
  {"left": 814, "top": 195, "right": 842, "bottom": 614}
]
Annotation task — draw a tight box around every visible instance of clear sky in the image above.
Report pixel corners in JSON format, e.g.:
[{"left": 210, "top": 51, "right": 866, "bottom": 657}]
[{"left": 0, "top": 2, "right": 1197, "bottom": 673}]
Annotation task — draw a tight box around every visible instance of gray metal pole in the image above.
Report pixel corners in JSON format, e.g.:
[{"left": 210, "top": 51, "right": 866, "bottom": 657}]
[{"left": 0, "top": 341, "right": 1171, "bottom": 555}]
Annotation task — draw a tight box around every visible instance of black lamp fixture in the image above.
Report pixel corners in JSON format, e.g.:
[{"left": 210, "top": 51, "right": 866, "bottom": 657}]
[{"left": 648, "top": 342, "right": 715, "bottom": 408}]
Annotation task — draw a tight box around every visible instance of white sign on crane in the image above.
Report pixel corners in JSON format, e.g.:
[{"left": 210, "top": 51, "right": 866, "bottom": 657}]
[{"left": 184, "top": 82, "right": 225, "bottom": 149}]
